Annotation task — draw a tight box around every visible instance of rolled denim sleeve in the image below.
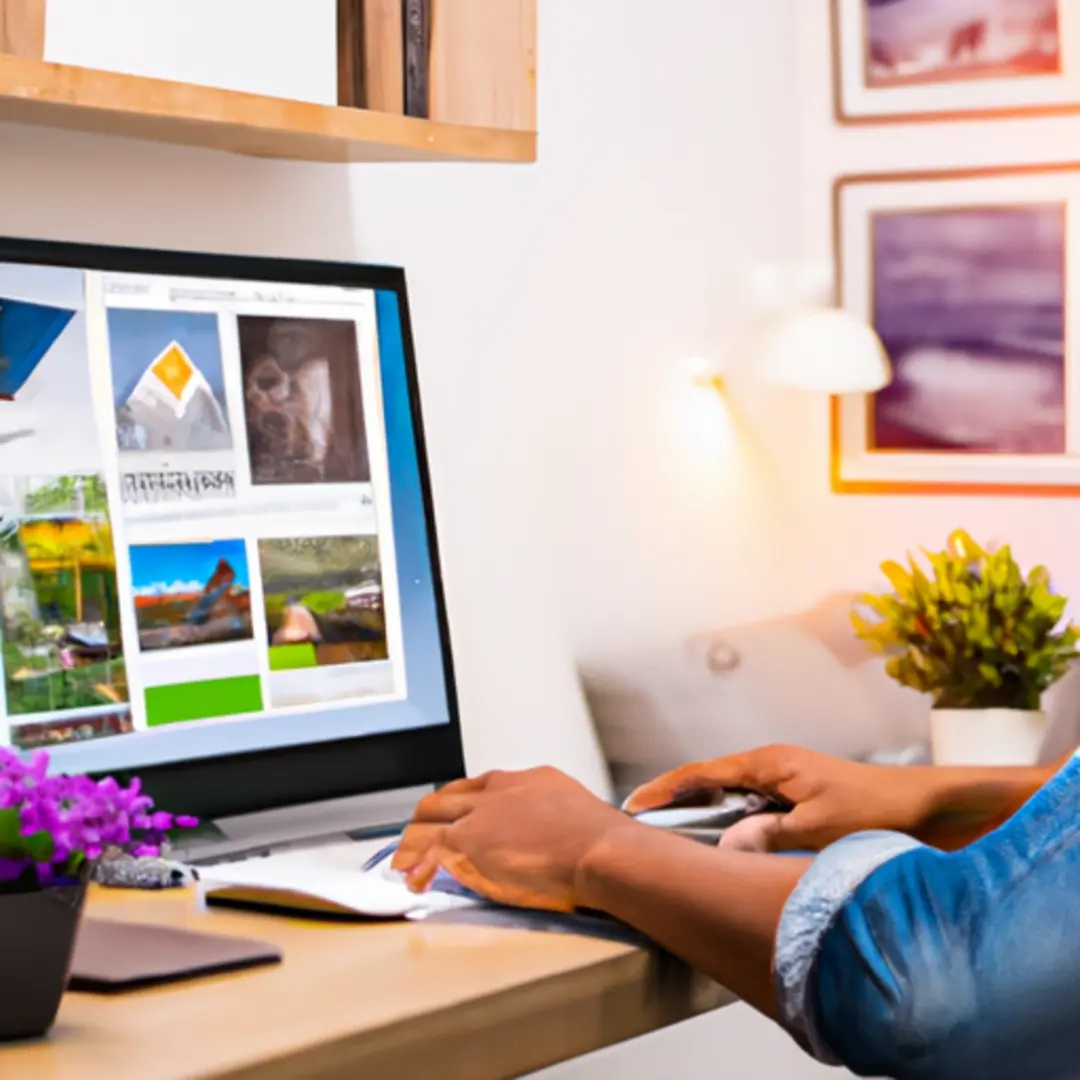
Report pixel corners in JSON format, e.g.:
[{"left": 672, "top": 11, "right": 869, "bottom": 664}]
[
  {"left": 772, "top": 754, "right": 1080, "bottom": 1080},
  {"left": 773, "top": 830, "right": 926, "bottom": 1064}
]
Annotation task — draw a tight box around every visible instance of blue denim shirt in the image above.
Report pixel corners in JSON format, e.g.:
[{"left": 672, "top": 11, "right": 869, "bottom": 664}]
[{"left": 773, "top": 753, "right": 1080, "bottom": 1079}]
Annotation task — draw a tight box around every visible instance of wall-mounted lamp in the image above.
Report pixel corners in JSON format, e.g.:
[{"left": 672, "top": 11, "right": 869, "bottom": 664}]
[
  {"left": 743, "top": 262, "right": 894, "bottom": 394},
  {"left": 684, "top": 356, "right": 727, "bottom": 395},
  {"left": 756, "top": 307, "right": 893, "bottom": 394},
  {"left": 684, "top": 300, "right": 892, "bottom": 398},
  {"left": 678, "top": 356, "right": 736, "bottom": 462}
]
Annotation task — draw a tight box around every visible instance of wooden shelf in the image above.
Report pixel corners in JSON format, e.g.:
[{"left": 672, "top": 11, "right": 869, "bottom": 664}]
[{"left": 0, "top": 55, "right": 537, "bottom": 163}]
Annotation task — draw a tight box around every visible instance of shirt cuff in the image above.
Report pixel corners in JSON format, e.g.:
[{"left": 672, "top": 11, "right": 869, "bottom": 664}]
[{"left": 773, "top": 830, "right": 926, "bottom": 1064}]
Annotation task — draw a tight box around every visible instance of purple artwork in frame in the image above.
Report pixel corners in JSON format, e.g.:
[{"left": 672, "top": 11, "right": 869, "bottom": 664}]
[{"left": 870, "top": 202, "right": 1066, "bottom": 455}]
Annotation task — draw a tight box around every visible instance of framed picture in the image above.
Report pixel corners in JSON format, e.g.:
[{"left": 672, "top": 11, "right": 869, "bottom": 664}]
[
  {"left": 832, "top": 164, "right": 1080, "bottom": 495},
  {"left": 832, "top": 0, "right": 1080, "bottom": 123}
]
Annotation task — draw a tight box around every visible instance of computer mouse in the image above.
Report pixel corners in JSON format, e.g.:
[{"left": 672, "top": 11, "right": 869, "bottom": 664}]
[
  {"left": 626, "top": 790, "right": 791, "bottom": 842},
  {"left": 365, "top": 840, "right": 485, "bottom": 902}
]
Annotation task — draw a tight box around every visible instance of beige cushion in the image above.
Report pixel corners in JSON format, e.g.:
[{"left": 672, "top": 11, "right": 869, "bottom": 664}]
[{"left": 582, "top": 600, "right": 930, "bottom": 793}]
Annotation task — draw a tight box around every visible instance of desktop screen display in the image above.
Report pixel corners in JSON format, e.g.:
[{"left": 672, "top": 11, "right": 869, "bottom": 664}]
[{"left": 0, "top": 255, "right": 453, "bottom": 778}]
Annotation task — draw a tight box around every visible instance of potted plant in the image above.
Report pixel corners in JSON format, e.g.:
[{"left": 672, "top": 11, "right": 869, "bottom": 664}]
[
  {"left": 852, "top": 530, "right": 1079, "bottom": 766},
  {"left": 0, "top": 748, "right": 196, "bottom": 1042}
]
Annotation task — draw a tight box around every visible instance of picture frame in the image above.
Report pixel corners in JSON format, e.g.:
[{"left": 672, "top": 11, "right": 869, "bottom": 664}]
[
  {"left": 832, "top": 163, "right": 1080, "bottom": 496},
  {"left": 831, "top": 0, "right": 1080, "bottom": 124}
]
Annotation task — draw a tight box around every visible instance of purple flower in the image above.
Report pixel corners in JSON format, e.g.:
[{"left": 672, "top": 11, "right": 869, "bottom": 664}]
[
  {"left": 0, "top": 750, "right": 198, "bottom": 881},
  {"left": 0, "top": 856, "right": 31, "bottom": 883}
]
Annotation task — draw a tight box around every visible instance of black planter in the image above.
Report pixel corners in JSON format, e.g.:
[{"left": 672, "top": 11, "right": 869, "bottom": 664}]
[{"left": 0, "top": 881, "right": 87, "bottom": 1042}]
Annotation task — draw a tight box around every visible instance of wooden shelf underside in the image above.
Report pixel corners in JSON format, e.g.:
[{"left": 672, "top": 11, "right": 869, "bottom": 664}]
[{"left": 0, "top": 55, "right": 537, "bottom": 163}]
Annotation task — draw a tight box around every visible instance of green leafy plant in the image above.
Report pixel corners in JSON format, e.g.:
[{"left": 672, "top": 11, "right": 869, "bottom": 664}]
[{"left": 852, "top": 530, "right": 1079, "bottom": 710}]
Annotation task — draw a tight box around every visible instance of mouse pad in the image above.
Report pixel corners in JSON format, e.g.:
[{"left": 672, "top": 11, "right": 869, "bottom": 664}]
[{"left": 69, "top": 917, "right": 282, "bottom": 994}]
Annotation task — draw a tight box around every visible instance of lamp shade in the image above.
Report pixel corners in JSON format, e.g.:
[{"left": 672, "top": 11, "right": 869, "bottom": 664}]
[{"left": 756, "top": 307, "right": 893, "bottom": 393}]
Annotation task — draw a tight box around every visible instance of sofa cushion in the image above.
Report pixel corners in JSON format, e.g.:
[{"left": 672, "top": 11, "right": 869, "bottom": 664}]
[{"left": 582, "top": 602, "right": 930, "bottom": 795}]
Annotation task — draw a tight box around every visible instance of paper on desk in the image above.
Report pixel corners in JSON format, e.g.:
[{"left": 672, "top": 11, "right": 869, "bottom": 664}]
[{"left": 198, "top": 853, "right": 481, "bottom": 919}]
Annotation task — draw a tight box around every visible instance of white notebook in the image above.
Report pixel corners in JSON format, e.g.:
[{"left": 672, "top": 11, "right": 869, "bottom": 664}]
[{"left": 197, "top": 841, "right": 480, "bottom": 920}]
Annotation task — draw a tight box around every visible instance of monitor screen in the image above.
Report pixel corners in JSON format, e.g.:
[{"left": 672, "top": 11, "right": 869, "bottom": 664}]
[{"left": 0, "top": 239, "right": 461, "bottom": 817}]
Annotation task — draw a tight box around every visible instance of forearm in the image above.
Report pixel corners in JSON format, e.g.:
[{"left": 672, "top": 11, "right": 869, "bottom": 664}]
[
  {"left": 575, "top": 824, "right": 811, "bottom": 1019},
  {"left": 912, "top": 755, "right": 1064, "bottom": 849}
]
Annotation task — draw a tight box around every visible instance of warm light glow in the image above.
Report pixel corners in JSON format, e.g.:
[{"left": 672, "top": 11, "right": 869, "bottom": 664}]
[
  {"left": 677, "top": 374, "right": 737, "bottom": 463},
  {"left": 683, "top": 356, "right": 711, "bottom": 379},
  {"left": 683, "top": 356, "right": 727, "bottom": 395},
  {"left": 756, "top": 308, "right": 892, "bottom": 393}
]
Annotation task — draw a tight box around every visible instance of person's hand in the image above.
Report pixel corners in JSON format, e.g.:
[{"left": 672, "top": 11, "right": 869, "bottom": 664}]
[
  {"left": 623, "top": 745, "right": 940, "bottom": 853},
  {"left": 391, "top": 767, "right": 635, "bottom": 912}
]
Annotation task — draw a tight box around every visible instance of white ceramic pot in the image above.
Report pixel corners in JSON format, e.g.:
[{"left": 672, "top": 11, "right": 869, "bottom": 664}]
[{"left": 929, "top": 708, "right": 1049, "bottom": 767}]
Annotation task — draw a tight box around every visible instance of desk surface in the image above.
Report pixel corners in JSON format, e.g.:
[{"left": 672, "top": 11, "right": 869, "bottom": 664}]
[{"left": 5, "top": 887, "right": 732, "bottom": 1080}]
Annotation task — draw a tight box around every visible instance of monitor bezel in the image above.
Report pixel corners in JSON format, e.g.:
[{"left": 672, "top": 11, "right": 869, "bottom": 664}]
[{"left": 0, "top": 236, "right": 465, "bottom": 821}]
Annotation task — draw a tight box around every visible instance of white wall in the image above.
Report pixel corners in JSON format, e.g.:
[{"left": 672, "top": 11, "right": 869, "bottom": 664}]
[
  {"left": 351, "top": 1, "right": 806, "bottom": 667},
  {"left": 45, "top": 0, "right": 338, "bottom": 104}
]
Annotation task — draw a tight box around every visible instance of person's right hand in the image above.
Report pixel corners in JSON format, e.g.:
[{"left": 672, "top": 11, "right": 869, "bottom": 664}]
[{"left": 623, "top": 745, "right": 960, "bottom": 853}]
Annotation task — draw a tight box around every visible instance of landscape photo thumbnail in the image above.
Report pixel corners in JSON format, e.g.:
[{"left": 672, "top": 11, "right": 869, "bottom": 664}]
[
  {"left": 0, "top": 474, "right": 128, "bottom": 716},
  {"left": 258, "top": 535, "right": 387, "bottom": 671},
  {"left": 10, "top": 709, "right": 133, "bottom": 750},
  {"left": 108, "top": 308, "right": 232, "bottom": 453},
  {"left": 130, "top": 539, "right": 253, "bottom": 652}
]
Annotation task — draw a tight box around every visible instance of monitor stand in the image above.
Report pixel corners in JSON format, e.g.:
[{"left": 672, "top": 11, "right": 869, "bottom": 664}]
[{"left": 173, "top": 784, "right": 433, "bottom": 866}]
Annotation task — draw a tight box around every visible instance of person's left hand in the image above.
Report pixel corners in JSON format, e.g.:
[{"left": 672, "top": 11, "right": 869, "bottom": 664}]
[{"left": 390, "top": 767, "right": 633, "bottom": 913}]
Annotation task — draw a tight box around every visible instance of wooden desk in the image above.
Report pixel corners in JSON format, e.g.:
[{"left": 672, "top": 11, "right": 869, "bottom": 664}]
[{"left": 4, "top": 887, "right": 732, "bottom": 1080}]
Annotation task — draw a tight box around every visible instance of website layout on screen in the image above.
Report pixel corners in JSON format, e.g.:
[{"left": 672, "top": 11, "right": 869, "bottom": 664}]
[{"left": 0, "top": 260, "right": 421, "bottom": 769}]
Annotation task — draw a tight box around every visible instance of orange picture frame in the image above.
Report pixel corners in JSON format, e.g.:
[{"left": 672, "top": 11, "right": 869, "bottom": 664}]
[
  {"left": 832, "top": 163, "right": 1080, "bottom": 497},
  {"left": 831, "top": 0, "right": 1079, "bottom": 126}
]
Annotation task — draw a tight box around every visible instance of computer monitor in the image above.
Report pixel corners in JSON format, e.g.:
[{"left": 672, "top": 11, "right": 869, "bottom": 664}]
[{"left": 0, "top": 237, "right": 463, "bottom": 822}]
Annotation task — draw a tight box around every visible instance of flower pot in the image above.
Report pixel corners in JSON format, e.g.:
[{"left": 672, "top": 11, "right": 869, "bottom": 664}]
[
  {"left": 0, "top": 881, "right": 87, "bottom": 1042},
  {"left": 929, "top": 708, "right": 1049, "bottom": 767}
]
